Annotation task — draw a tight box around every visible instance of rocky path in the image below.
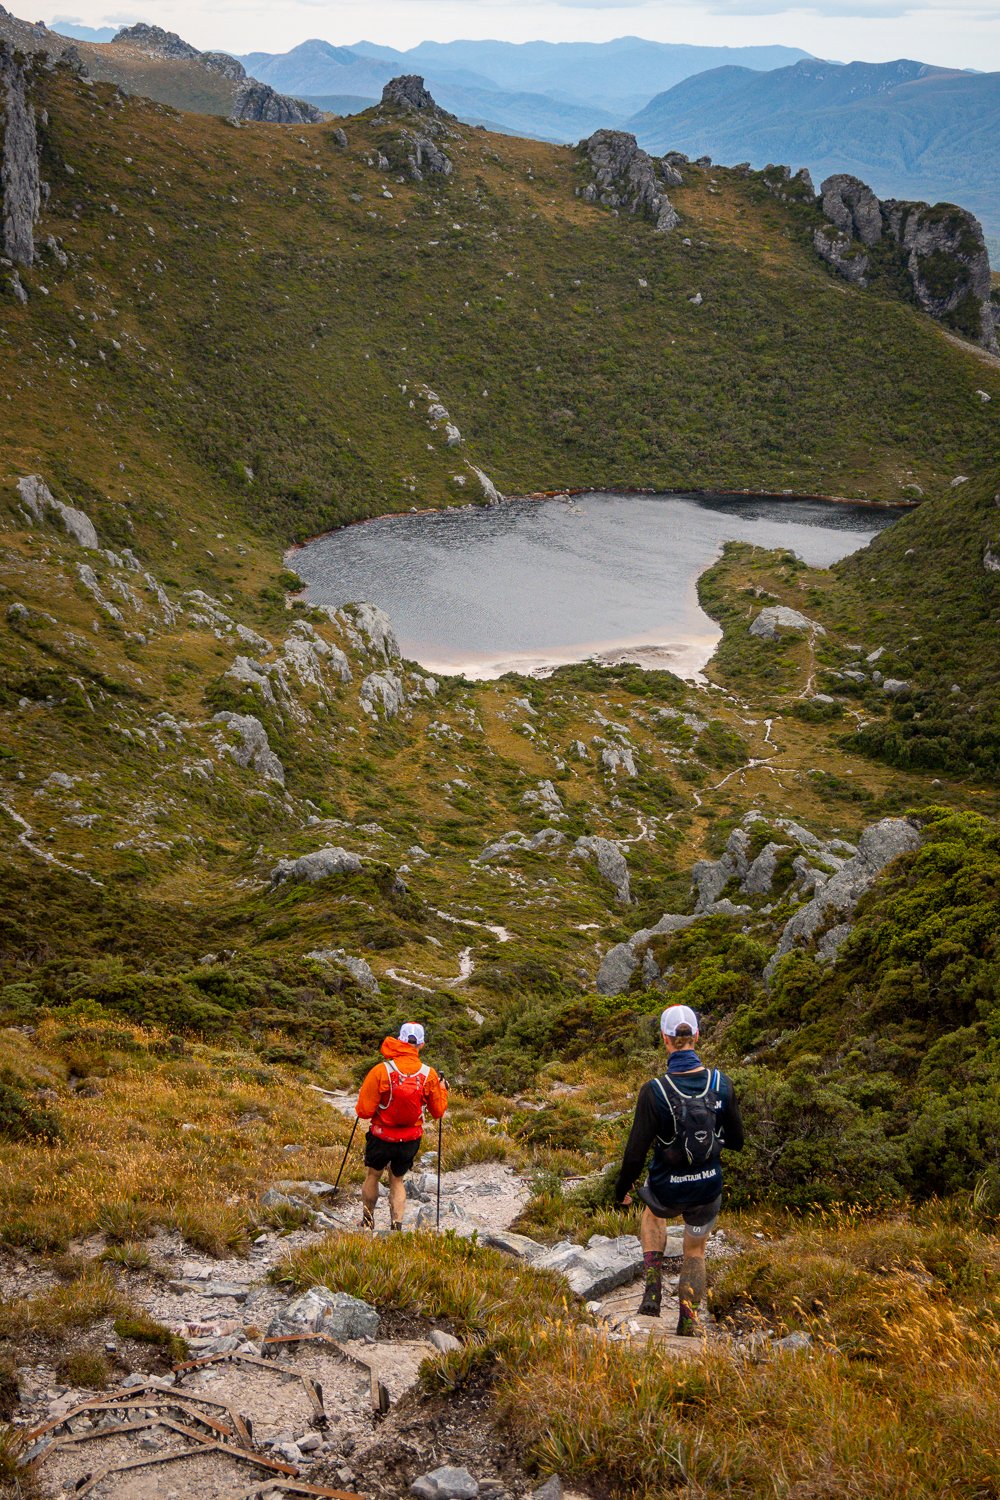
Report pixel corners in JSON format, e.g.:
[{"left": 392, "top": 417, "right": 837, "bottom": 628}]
[{"left": 16, "top": 1160, "right": 732, "bottom": 1500}]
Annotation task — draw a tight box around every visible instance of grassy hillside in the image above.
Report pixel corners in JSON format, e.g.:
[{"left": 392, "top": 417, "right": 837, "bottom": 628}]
[
  {"left": 4, "top": 65, "right": 999, "bottom": 554},
  {"left": 2, "top": 64, "right": 1000, "bottom": 1500}
]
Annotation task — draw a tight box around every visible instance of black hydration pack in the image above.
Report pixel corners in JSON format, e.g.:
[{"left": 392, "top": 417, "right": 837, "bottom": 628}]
[{"left": 652, "top": 1070, "right": 723, "bottom": 1170}]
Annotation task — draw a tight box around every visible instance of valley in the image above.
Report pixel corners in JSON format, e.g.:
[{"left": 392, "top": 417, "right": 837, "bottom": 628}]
[{"left": 1, "top": 50, "right": 999, "bottom": 1500}]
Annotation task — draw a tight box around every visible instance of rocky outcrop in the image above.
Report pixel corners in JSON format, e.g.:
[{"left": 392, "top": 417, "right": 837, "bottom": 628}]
[
  {"left": 212, "top": 712, "right": 284, "bottom": 784},
  {"left": 112, "top": 21, "right": 319, "bottom": 123},
  {"left": 765, "top": 817, "right": 921, "bottom": 979},
  {"left": 1, "top": 45, "right": 40, "bottom": 268},
  {"left": 231, "top": 80, "right": 320, "bottom": 124},
  {"left": 572, "top": 836, "right": 631, "bottom": 904},
  {"left": 336, "top": 602, "right": 400, "bottom": 662},
  {"left": 749, "top": 606, "right": 824, "bottom": 641},
  {"left": 381, "top": 75, "right": 447, "bottom": 115},
  {"left": 113, "top": 23, "right": 200, "bottom": 58},
  {"left": 270, "top": 847, "right": 364, "bottom": 884},
  {"left": 882, "top": 198, "right": 997, "bottom": 352},
  {"left": 476, "top": 828, "right": 566, "bottom": 865},
  {"left": 17, "top": 476, "right": 99, "bottom": 548},
  {"left": 305, "top": 948, "right": 378, "bottom": 993},
  {"left": 596, "top": 912, "right": 697, "bottom": 995},
  {"left": 821, "top": 174, "right": 883, "bottom": 247},
  {"left": 762, "top": 163, "right": 815, "bottom": 203},
  {"left": 814, "top": 173, "right": 998, "bottom": 352},
  {"left": 596, "top": 812, "right": 915, "bottom": 996},
  {"left": 406, "top": 134, "right": 452, "bottom": 181},
  {"left": 201, "top": 52, "right": 246, "bottom": 82},
  {"left": 579, "top": 130, "right": 680, "bottom": 233},
  {"left": 813, "top": 225, "right": 869, "bottom": 287}
]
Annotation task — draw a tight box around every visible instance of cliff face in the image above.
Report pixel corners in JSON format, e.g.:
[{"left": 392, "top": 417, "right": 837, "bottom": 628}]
[
  {"left": 0, "top": 43, "right": 40, "bottom": 267},
  {"left": 817, "top": 172, "right": 998, "bottom": 353},
  {"left": 883, "top": 199, "right": 997, "bottom": 352},
  {"left": 230, "top": 78, "right": 319, "bottom": 124}
]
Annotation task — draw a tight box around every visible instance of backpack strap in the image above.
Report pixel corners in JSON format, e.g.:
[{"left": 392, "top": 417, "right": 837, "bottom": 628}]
[{"left": 651, "top": 1075, "right": 680, "bottom": 1147}]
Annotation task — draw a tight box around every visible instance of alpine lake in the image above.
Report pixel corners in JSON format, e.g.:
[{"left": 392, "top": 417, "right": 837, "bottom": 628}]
[{"left": 290, "top": 490, "right": 902, "bottom": 681}]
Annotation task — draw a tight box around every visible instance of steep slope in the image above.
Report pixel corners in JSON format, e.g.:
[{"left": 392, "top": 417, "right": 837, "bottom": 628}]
[
  {"left": 2, "top": 65, "right": 1000, "bottom": 1500},
  {"left": 630, "top": 57, "right": 1000, "bottom": 238}
]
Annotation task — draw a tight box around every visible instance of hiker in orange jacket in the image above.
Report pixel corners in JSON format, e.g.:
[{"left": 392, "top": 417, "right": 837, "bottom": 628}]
[{"left": 355, "top": 1023, "right": 448, "bottom": 1231}]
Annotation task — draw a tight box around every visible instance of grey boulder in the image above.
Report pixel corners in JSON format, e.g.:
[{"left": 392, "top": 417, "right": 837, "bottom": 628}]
[
  {"left": 270, "top": 847, "right": 363, "bottom": 884},
  {"left": 534, "top": 1234, "right": 649, "bottom": 1299},
  {"left": 411, "top": 1467, "right": 479, "bottom": 1500},
  {"left": 267, "top": 1287, "right": 379, "bottom": 1339},
  {"left": 306, "top": 948, "right": 378, "bottom": 993},
  {"left": 749, "top": 606, "right": 824, "bottom": 641}
]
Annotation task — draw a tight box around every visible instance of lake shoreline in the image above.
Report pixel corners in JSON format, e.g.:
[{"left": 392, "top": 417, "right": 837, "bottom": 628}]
[{"left": 285, "top": 486, "right": 912, "bottom": 555}]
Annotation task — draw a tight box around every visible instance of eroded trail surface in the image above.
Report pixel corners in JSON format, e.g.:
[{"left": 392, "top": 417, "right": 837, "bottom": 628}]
[{"left": 18, "top": 1164, "right": 732, "bottom": 1500}]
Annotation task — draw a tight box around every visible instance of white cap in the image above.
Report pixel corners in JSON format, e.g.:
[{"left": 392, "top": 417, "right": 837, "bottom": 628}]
[
  {"left": 399, "top": 1022, "right": 425, "bottom": 1046},
  {"left": 660, "top": 1004, "right": 699, "bottom": 1038}
]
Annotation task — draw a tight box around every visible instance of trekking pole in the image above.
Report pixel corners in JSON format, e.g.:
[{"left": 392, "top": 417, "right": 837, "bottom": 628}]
[
  {"left": 332, "top": 1115, "right": 360, "bottom": 1198},
  {"left": 436, "top": 1113, "right": 444, "bottom": 1229}
]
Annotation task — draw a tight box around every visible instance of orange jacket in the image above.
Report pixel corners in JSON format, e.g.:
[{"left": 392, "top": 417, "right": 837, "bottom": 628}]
[{"left": 355, "top": 1037, "right": 448, "bottom": 1135}]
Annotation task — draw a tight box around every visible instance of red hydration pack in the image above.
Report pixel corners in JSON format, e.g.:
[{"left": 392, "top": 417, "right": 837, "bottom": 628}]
[{"left": 371, "top": 1060, "right": 430, "bottom": 1142}]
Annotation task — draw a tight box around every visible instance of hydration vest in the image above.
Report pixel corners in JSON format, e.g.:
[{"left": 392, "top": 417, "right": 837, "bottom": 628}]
[
  {"left": 652, "top": 1069, "right": 723, "bottom": 1171},
  {"left": 370, "top": 1059, "right": 430, "bottom": 1142}
]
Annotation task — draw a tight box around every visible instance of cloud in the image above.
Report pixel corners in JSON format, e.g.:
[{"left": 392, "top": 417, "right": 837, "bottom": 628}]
[{"left": 695, "top": 0, "right": 999, "bottom": 12}]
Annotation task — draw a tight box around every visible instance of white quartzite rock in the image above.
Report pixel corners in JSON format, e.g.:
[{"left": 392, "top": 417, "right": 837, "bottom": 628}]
[
  {"left": 18, "top": 475, "right": 99, "bottom": 549},
  {"left": 360, "top": 670, "right": 406, "bottom": 718},
  {"left": 337, "top": 601, "right": 400, "bottom": 661}
]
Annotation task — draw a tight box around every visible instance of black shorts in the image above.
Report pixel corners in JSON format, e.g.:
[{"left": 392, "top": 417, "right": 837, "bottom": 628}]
[
  {"left": 638, "top": 1184, "right": 722, "bottom": 1237},
  {"left": 363, "top": 1133, "right": 421, "bottom": 1178}
]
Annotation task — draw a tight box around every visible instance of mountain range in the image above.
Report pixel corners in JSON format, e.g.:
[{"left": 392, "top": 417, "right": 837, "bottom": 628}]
[
  {"left": 37, "top": 21, "right": 1000, "bottom": 242},
  {"left": 628, "top": 57, "right": 1000, "bottom": 240}
]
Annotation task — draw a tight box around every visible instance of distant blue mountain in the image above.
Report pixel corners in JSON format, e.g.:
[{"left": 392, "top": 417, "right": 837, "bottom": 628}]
[
  {"left": 49, "top": 18, "right": 117, "bottom": 42},
  {"left": 628, "top": 58, "right": 1000, "bottom": 237},
  {"left": 237, "top": 35, "right": 813, "bottom": 140}
]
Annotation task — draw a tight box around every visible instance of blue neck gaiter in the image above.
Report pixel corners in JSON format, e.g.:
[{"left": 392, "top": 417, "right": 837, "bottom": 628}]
[{"left": 667, "top": 1049, "right": 705, "bottom": 1075}]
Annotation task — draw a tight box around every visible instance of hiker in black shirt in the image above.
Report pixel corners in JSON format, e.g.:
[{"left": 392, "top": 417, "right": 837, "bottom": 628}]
[{"left": 614, "top": 1004, "right": 744, "bottom": 1333}]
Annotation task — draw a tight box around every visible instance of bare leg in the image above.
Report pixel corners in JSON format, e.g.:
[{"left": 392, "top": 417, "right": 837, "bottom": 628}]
[
  {"left": 361, "top": 1167, "right": 381, "bottom": 1228},
  {"left": 639, "top": 1207, "right": 667, "bottom": 1253},
  {"left": 677, "top": 1229, "right": 708, "bottom": 1335},
  {"left": 388, "top": 1171, "right": 407, "bottom": 1228}
]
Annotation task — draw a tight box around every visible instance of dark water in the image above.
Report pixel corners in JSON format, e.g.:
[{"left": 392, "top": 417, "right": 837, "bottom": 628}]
[{"left": 290, "top": 491, "right": 900, "bottom": 679}]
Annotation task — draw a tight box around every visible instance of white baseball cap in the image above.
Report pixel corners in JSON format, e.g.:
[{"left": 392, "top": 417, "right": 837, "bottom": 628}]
[
  {"left": 399, "top": 1022, "right": 425, "bottom": 1046},
  {"left": 660, "top": 1004, "right": 699, "bottom": 1037}
]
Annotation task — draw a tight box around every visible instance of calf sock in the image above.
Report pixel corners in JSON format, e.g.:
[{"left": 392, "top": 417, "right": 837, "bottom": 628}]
[
  {"left": 677, "top": 1256, "right": 706, "bottom": 1336},
  {"left": 638, "top": 1250, "right": 664, "bottom": 1316}
]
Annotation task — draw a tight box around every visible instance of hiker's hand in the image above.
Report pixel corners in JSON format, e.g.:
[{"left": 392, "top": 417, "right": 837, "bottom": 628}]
[
  {"left": 619, "top": 1192, "right": 633, "bottom": 1209},
  {"left": 439, "top": 1076, "right": 449, "bottom": 1091}
]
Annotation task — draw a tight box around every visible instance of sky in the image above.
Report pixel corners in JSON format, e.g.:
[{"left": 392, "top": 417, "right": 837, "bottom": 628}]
[{"left": 47, "top": 0, "right": 1000, "bottom": 72}]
